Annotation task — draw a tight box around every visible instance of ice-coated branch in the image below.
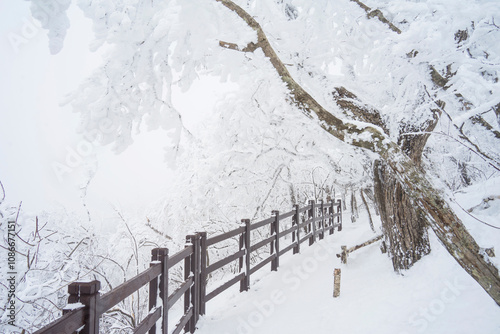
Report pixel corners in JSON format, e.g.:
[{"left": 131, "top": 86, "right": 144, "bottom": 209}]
[
  {"left": 422, "top": 87, "right": 500, "bottom": 171},
  {"left": 219, "top": 40, "right": 259, "bottom": 52},
  {"left": 215, "top": 0, "right": 393, "bottom": 155},
  {"left": 0, "top": 180, "right": 5, "bottom": 203},
  {"left": 349, "top": 0, "right": 402, "bottom": 34},
  {"left": 215, "top": 0, "right": 500, "bottom": 306}
]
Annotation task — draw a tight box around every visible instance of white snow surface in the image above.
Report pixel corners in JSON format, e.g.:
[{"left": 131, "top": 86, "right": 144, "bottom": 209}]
[{"left": 193, "top": 218, "right": 500, "bottom": 334}]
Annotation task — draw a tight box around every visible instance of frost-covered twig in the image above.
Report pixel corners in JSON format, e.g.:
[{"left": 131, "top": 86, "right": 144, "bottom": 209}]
[
  {"left": 219, "top": 40, "right": 259, "bottom": 53},
  {"left": 145, "top": 218, "right": 172, "bottom": 240},
  {"left": 486, "top": 17, "right": 500, "bottom": 30},
  {"left": 452, "top": 198, "right": 500, "bottom": 230},
  {"left": 0, "top": 180, "right": 5, "bottom": 203},
  {"left": 401, "top": 130, "right": 500, "bottom": 172},
  {"left": 106, "top": 308, "right": 136, "bottom": 328},
  {"left": 360, "top": 189, "right": 376, "bottom": 233},
  {"left": 67, "top": 237, "right": 89, "bottom": 258},
  {"left": 251, "top": 164, "right": 286, "bottom": 220},
  {"left": 349, "top": 0, "right": 402, "bottom": 34}
]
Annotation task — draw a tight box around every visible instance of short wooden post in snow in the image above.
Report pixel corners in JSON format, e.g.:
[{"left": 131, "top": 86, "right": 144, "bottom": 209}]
[
  {"left": 340, "top": 245, "right": 348, "bottom": 264},
  {"left": 67, "top": 280, "right": 101, "bottom": 334},
  {"left": 333, "top": 268, "right": 341, "bottom": 298}
]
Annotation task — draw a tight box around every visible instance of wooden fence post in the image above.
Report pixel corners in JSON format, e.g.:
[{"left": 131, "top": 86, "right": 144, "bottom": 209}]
[
  {"left": 319, "top": 199, "right": 325, "bottom": 240},
  {"left": 152, "top": 248, "right": 169, "bottom": 334},
  {"left": 333, "top": 268, "right": 341, "bottom": 298},
  {"left": 65, "top": 284, "right": 80, "bottom": 329},
  {"left": 293, "top": 204, "right": 300, "bottom": 254},
  {"left": 309, "top": 200, "right": 316, "bottom": 246},
  {"left": 189, "top": 234, "right": 201, "bottom": 333},
  {"left": 240, "top": 219, "right": 251, "bottom": 292},
  {"left": 68, "top": 280, "right": 100, "bottom": 334},
  {"left": 337, "top": 199, "right": 343, "bottom": 231},
  {"left": 328, "top": 200, "right": 334, "bottom": 235},
  {"left": 271, "top": 210, "right": 280, "bottom": 271},
  {"left": 149, "top": 250, "right": 159, "bottom": 334},
  {"left": 184, "top": 237, "right": 192, "bottom": 333},
  {"left": 198, "top": 232, "right": 207, "bottom": 316}
]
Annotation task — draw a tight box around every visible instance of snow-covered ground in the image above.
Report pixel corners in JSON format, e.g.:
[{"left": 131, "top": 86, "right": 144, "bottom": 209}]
[{"left": 194, "top": 211, "right": 500, "bottom": 334}]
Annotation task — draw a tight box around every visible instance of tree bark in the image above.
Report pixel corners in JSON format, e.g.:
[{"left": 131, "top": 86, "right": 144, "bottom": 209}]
[
  {"left": 333, "top": 268, "right": 341, "bottom": 298},
  {"left": 333, "top": 87, "right": 434, "bottom": 270},
  {"left": 374, "top": 160, "right": 431, "bottom": 270},
  {"left": 215, "top": 0, "right": 500, "bottom": 306},
  {"left": 360, "top": 189, "right": 376, "bottom": 233}
]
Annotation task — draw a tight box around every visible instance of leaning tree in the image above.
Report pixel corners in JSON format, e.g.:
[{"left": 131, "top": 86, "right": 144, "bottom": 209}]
[
  {"left": 211, "top": 0, "right": 500, "bottom": 305},
  {"left": 31, "top": 0, "right": 500, "bottom": 305}
]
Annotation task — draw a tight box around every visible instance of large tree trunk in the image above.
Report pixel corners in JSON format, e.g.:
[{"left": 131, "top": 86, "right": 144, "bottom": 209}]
[
  {"left": 333, "top": 87, "right": 437, "bottom": 271},
  {"left": 215, "top": 0, "right": 500, "bottom": 306},
  {"left": 374, "top": 160, "right": 431, "bottom": 270}
]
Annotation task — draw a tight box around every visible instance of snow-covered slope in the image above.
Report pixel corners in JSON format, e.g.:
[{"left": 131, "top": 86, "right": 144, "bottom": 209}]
[{"left": 194, "top": 211, "right": 500, "bottom": 334}]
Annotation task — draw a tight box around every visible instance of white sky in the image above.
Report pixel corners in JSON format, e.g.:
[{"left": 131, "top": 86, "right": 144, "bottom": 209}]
[{"left": 0, "top": 2, "right": 174, "bottom": 218}]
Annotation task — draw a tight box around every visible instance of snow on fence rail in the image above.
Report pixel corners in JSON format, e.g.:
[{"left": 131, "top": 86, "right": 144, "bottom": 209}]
[{"left": 33, "top": 199, "right": 342, "bottom": 334}]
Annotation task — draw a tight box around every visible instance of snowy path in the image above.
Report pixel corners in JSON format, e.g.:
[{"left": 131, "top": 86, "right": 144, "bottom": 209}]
[{"left": 193, "top": 222, "right": 500, "bottom": 334}]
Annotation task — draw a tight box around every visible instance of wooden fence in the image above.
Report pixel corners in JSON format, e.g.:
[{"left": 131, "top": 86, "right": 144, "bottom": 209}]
[{"left": 33, "top": 199, "right": 342, "bottom": 334}]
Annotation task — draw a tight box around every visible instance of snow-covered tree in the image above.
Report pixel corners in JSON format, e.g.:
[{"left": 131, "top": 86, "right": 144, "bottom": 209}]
[{"left": 25, "top": 0, "right": 500, "bottom": 312}]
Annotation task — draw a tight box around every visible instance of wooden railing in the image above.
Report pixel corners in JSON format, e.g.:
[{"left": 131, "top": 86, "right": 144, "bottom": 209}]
[{"left": 33, "top": 199, "right": 342, "bottom": 334}]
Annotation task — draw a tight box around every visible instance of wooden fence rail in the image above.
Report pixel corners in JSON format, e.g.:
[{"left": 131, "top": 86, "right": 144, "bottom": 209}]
[{"left": 33, "top": 199, "right": 342, "bottom": 334}]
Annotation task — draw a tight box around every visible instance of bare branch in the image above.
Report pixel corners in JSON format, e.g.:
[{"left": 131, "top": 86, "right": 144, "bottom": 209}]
[
  {"left": 0, "top": 244, "right": 28, "bottom": 257},
  {"left": 219, "top": 40, "right": 260, "bottom": 53},
  {"left": 349, "top": 0, "right": 402, "bottom": 34},
  {"left": 15, "top": 201, "right": 22, "bottom": 223},
  {"left": 15, "top": 231, "right": 35, "bottom": 247},
  {"left": 216, "top": 0, "right": 391, "bottom": 153},
  {"left": 452, "top": 198, "right": 500, "bottom": 230},
  {"left": 422, "top": 87, "right": 500, "bottom": 171},
  {"left": 360, "top": 189, "right": 376, "bottom": 233},
  {"left": 219, "top": 40, "right": 241, "bottom": 51},
  {"left": 0, "top": 180, "right": 5, "bottom": 203},
  {"left": 145, "top": 218, "right": 172, "bottom": 240},
  {"left": 401, "top": 130, "right": 500, "bottom": 172},
  {"left": 67, "top": 237, "right": 89, "bottom": 258}
]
